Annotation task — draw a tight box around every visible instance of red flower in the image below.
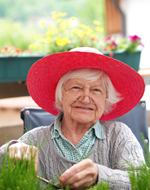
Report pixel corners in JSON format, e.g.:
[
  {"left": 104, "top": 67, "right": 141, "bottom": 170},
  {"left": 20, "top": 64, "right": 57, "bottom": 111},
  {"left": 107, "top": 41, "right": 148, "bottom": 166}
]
[
  {"left": 109, "top": 52, "right": 114, "bottom": 57},
  {"left": 4, "top": 46, "right": 9, "bottom": 51},
  {"left": 103, "top": 47, "right": 107, "bottom": 51},
  {"left": 15, "top": 48, "right": 21, "bottom": 54},
  {"left": 109, "top": 44, "right": 115, "bottom": 50},
  {"left": 91, "top": 37, "right": 95, "bottom": 41}
]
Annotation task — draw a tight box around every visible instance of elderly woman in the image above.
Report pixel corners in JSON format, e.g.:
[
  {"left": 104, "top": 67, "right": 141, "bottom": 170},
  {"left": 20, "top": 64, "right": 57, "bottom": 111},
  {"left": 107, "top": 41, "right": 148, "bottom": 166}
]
[{"left": 0, "top": 47, "right": 146, "bottom": 189}]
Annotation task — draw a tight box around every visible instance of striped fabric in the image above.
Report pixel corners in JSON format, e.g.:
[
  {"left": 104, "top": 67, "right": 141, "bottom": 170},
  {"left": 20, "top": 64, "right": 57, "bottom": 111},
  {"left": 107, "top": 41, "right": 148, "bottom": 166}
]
[{"left": 51, "top": 112, "right": 106, "bottom": 162}]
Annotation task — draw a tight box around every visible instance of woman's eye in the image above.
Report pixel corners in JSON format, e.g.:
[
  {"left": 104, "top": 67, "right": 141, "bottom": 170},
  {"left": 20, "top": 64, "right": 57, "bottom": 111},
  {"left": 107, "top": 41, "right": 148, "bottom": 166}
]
[
  {"left": 71, "top": 86, "right": 82, "bottom": 91},
  {"left": 93, "top": 89, "right": 101, "bottom": 92},
  {"left": 91, "top": 88, "right": 102, "bottom": 94},
  {"left": 72, "top": 86, "right": 80, "bottom": 89}
]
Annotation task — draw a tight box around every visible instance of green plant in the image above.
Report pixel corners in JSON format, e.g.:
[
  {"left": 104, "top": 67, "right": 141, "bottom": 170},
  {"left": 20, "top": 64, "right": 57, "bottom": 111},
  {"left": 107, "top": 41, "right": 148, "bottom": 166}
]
[
  {"left": 27, "top": 12, "right": 143, "bottom": 56},
  {"left": 0, "top": 154, "right": 41, "bottom": 190},
  {"left": 127, "top": 135, "right": 150, "bottom": 190},
  {"left": 0, "top": 12, "right": 143, "bottom": 57},
  {"left": 0, "top": 19, "right": 36, "bottom": 50},
  {"left": 28, "top": 11, "right": 104, "bottom": 54},
  {"left": 0, "top": 154, "right": 109, "bottom": 190},
  {"left": 0, "top": 132, "right": 109, "bottom": 190},
  {"left": 1, "top": 131, "right": 149, "bottom": 190},
  {"left": 128, "top": 163, "right": 150, "bottom": 190},
  {"left": 98, "top": 35, "right": 144, "bottom": 57},
  {"left": 2, "top": 137, "right": 150, "bottom": 190}
]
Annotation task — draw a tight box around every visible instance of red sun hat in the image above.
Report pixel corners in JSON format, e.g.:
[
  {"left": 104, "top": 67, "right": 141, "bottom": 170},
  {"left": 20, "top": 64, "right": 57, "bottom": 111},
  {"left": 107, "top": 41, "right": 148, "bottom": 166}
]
[{"left": 27, "top": 47, "right": 145, "bottom": 120}]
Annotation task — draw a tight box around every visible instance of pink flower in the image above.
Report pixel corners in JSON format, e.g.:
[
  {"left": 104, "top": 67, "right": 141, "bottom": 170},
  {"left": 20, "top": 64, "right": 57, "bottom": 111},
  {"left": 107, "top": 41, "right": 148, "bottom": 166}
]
[
  {"left": 140, "top": 42, "right": 144, "bottom": 47},
  {"left": 104, "top": 36, "right": 111, "bottom": 41},
  {"left": 10, "top": 46, "right": 16, "bottom": 49},
  {"left": 129, "top": 35, "right": 141, "bottom": 43},
  {"left": 27, "top": 48, "right": 32, "bottom": 52},
  {"left": 112, "top": 41, "right": 117, "bottom": 47}
]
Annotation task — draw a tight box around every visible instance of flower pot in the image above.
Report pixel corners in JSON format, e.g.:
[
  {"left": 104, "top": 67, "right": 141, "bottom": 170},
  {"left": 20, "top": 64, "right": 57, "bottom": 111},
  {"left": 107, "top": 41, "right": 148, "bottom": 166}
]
[
  {"left": 0, "top": 55, "right": 43, "bottom": 83},
  {"left": 104, "top": 50, "right": 141, "bottom": 72},
  {"left": 0, "top": 51, "right": 141, "bottom": 83}
]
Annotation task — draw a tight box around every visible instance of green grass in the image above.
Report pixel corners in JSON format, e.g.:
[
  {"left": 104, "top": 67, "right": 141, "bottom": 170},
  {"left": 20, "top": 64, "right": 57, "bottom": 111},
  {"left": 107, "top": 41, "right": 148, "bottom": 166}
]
[
  {"left": 1, "top": 134, "right": 150, "bottom": 189},
  {"left": 2, "top": 147, "right": 150, "bottom": 190},
  {"left": 0, "top": 154, "right": 41, "bottom": 190},
  {"left": 0, "top": 153, "right": 109, "bottom": 190},
  {"left": 128, "top": 164, "right": 150, "bottom": 190},
  {"left": 127, "top": 135, "right": 150, "bottom": 190}
]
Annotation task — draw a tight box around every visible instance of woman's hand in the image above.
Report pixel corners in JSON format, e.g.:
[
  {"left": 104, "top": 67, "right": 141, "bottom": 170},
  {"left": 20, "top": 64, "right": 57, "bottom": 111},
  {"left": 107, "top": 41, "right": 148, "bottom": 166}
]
[
  {"left": 8, "top": 142, "right": 39, "bottom": 173},
  {"left": 59, "top": 158, "right": 98, "bottom": 190}
]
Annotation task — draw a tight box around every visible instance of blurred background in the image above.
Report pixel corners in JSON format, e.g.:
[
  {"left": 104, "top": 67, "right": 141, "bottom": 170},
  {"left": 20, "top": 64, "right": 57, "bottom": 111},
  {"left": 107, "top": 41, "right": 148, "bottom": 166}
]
[{"left": 0, "top": 0, "right": 150, "bottom": 146}]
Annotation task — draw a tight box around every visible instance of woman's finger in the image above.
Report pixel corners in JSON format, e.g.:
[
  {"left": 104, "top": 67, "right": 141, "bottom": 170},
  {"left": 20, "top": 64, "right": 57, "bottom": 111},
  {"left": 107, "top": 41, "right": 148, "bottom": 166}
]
[
  {"left": 8, "top": 143, "right": 39, "bottom": 173},
  {"left": 59, "top": 159, "right": 98, "bottom": 189}
]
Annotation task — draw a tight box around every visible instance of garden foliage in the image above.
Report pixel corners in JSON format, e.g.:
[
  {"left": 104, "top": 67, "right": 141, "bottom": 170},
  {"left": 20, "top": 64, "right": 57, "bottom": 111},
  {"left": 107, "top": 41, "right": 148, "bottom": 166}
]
[{"left": 0, "top": 153, "right": 109, "bottom": 190}]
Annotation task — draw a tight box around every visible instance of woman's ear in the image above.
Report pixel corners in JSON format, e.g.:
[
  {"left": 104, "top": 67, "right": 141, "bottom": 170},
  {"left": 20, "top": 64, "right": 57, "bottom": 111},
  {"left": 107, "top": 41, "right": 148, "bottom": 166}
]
[
  {"left": 103, "top": 98, "right": 108, "bottom": 114},
  {"left": 55, "top": 100, "right": 63, "bottom": 112},
  {"left": 58, "top": 100, "right": 62, "bottom": 107}
]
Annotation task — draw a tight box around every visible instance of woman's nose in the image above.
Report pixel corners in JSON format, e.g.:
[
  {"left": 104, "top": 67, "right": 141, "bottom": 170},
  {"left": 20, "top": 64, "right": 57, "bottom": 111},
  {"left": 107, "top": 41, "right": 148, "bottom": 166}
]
[
  {"left": 81, "top": 94, "right": 91, "bottom": 104},
  {"left": 79, "top": 88, "right": 92, "bottom": 103},
  {"left": 83, "top": 87, "right": 90, "bottom": 96}
]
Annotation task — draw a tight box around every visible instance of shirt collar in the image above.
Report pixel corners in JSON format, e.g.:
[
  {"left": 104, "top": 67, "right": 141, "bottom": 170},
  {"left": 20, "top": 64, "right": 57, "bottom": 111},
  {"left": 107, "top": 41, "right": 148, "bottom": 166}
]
[
  {"left": 51, "top": 112, "right": 106, "bottom": 140},
  {"left": 51, "top": 112, "right": 63, "bottom": 139},
  {"left": 92, "top": 120, "right": 106, "bottom": 139}
]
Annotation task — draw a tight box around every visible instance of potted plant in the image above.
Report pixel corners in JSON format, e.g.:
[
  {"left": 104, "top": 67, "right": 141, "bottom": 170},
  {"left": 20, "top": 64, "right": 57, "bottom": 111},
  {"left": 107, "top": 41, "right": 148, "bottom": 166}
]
[
  {"left": 0, "top": 46, "right": 44, "bottom": 83},
  {"left": 98, "top": 35, "right": 144, "bottom": 72},
  {"left": 27, "top": 12, "right": 144, "bottom": 72},
  {"left": 0, "top": 12, "right": 144, "bottom": 83}
]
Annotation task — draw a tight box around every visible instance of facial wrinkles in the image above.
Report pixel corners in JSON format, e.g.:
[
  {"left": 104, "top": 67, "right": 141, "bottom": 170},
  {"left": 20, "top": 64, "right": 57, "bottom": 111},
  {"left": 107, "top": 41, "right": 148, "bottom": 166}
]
[
  {"left": 61, "top": 78, "right": 107, "bottom": 126},
  {"left": 67, "top": 78, "right": 106, "bottom": 114},
  {"left": 65, "top": 78, "right": 107, "bottom": 101}
]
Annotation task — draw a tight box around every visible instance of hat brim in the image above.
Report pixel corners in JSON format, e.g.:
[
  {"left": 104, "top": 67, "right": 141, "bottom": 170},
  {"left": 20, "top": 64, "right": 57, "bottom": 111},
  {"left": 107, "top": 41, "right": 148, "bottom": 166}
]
[{"left": 27, "top": 51, "right": 145, "bottom": 120}]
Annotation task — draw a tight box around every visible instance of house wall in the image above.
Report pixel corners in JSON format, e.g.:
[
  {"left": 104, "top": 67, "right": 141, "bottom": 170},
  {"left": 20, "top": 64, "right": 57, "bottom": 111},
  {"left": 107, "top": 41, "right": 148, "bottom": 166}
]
[{"left": 120, "top": 0, "right": 150, "bottom": 69}]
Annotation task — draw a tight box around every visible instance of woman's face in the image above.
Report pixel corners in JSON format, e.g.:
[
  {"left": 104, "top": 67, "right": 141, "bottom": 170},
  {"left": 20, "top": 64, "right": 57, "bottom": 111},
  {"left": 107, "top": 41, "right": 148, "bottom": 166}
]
[{"left": 60, "top": 77, "right": 107, "bottom": 126}]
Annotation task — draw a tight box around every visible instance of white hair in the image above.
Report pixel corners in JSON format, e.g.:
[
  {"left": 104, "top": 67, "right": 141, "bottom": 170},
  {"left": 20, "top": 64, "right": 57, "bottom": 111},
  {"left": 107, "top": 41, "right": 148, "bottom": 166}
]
[{"left": 55, "top": 68, "right": 123, "bottom": 114}]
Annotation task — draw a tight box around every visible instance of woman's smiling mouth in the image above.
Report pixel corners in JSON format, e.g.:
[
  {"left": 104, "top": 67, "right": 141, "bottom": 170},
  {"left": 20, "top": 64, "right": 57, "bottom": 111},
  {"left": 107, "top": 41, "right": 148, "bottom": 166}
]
[{"left": 75, "top": 106, "right": 94, "bottom": 111}]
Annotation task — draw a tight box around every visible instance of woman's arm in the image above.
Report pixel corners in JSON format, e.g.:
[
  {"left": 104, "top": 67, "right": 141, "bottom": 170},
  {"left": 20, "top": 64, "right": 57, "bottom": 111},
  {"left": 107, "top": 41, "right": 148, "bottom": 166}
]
[
  {"left": 95, "top": 122, "right": 146, "bottom": 190},
  {"left": 58, "top": 122, "right": 145, "bottom": 190}
]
